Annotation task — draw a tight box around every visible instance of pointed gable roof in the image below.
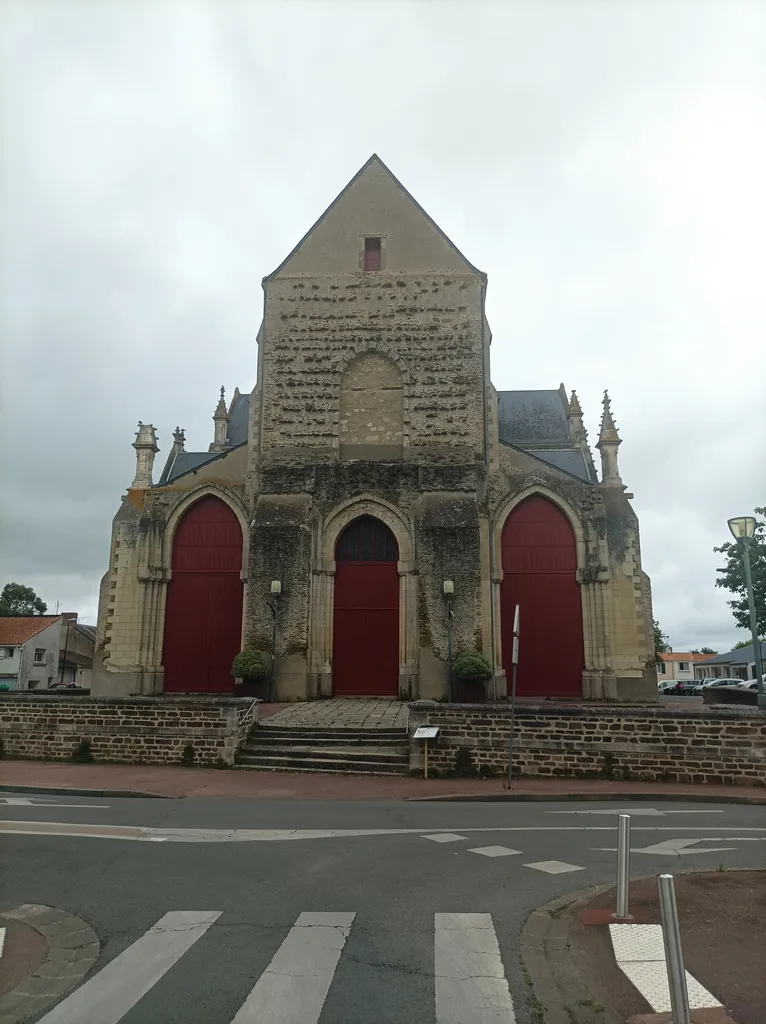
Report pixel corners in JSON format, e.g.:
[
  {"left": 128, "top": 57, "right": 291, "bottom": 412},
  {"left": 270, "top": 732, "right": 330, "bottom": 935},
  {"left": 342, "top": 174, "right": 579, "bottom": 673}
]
[{"left": 265, "top": 154, "right": 484, "bottom": 281}]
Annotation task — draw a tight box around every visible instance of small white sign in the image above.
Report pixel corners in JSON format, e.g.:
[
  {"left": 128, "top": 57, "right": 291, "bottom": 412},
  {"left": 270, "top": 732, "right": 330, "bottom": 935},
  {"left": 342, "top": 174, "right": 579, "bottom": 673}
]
[{"left": 413, "top": 726, "right": 439, "bottom": 740}]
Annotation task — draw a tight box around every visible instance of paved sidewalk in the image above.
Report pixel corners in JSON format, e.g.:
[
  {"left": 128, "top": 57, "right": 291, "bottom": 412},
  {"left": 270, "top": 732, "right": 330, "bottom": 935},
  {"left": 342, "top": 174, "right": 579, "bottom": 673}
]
[
  {"left": 525, "top": 871, "right": 764, "bottom": 1024},
  {"left": 261, "top": 699, "right": 409, "bottom": 729},
  {"left": 2, "top": 760, "right": 766, "bottom": 802}
]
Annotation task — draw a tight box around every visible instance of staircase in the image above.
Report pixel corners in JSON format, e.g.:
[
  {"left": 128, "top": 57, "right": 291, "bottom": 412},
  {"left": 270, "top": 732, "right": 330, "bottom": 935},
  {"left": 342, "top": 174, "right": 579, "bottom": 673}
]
[{"left": 236, "top": 725, "right": 410, "bottom": 776}]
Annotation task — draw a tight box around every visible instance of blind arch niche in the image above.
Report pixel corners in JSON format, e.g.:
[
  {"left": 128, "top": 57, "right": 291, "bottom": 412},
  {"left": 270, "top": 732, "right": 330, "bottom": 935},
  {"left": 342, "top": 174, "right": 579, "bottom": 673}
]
[{"left": 339, "top": 350, "right": 404, "bottom": 461}]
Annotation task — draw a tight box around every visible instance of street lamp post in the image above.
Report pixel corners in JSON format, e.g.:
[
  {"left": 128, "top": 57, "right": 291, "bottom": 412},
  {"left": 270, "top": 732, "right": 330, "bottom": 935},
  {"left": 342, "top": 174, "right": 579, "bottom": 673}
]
[
  {"left": 727, "top": 517, "right": 765, "bottom": 710},
  {"left": 443, "top": 580, "right": 454, "bottom": 703},
  {"left": 268, "top": 580, "right": 281, "bottom": 703}
]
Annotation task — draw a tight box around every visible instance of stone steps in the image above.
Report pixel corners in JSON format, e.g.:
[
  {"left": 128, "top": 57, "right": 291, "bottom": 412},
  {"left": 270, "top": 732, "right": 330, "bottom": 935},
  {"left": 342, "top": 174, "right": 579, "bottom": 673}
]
[{"left": 237, "top": 725, "right": 410, "bottom": 776}]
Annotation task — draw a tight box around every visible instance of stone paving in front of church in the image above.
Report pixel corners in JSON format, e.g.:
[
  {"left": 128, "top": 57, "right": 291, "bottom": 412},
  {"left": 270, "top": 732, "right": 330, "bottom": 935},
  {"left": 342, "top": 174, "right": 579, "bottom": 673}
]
[{"left": 260, "top": 698, "right": 409, "bottom": 730}]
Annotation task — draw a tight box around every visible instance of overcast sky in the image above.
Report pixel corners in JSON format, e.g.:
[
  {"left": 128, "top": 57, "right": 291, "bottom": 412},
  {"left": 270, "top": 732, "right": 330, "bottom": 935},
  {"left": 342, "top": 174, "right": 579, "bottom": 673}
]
[{"left": 1, "top": 0, "right": 764, "bottom": 653}]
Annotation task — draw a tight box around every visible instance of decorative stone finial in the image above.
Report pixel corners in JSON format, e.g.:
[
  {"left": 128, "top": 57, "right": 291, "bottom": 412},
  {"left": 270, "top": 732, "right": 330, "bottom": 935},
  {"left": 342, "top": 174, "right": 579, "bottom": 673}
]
[
  {"left": 172, "top": 426, "right": 186, "bottom": 453},
  {"left": 596, "top": 391, "right": 623, "bottom": 486},
  {"left": 131, "top": 422, "right": 159, "bottom": 488},
  {"left": 210, "top": 386, "right": 230, "bottom": 451},
  {"left": 567, "top": 389, "right": 586, "bottom": 444}
]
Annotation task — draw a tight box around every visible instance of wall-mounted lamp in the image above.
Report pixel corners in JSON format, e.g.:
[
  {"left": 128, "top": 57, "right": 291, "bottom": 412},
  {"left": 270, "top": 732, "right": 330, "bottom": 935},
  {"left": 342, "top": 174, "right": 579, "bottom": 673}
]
[
  {"left": 270, "top": 580, "right": 282, "bottom": 596},
  {"left": 442, "top": 580, "right": 454, "bottom": 596}
]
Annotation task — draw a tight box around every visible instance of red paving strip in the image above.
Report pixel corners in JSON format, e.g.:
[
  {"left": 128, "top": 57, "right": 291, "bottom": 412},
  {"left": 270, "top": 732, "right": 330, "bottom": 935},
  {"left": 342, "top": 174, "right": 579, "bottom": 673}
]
[{"left": 1, "top": 760, "right": 765, "bottom": 802}]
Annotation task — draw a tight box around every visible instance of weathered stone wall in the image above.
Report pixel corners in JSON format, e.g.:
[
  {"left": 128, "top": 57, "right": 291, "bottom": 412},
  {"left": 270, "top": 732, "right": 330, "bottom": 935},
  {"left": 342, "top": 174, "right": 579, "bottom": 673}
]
[
  {"left": 408, "top": 703, "right": 766, "bottom": 784},
  {"left": 260, "top": 273, "right": 486, "bottom": 458},
  {"left": 0, "top": 695, "right": 259, "bottom": 766}
]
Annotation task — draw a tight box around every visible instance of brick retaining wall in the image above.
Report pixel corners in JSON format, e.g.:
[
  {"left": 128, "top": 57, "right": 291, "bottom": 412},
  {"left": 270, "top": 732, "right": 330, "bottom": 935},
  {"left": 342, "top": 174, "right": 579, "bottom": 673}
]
[
  {"left": 408, "top": 702, "right": 766, "bottom": 785},
  {"left": 0, "top": 695, "right": 260, "bottom": 767}
]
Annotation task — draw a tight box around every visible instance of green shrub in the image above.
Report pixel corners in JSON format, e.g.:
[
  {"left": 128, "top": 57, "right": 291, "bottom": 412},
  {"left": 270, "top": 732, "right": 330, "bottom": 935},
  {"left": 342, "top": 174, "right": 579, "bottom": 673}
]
[
  {"left": 71, "top": 738, "right": 94, "bottom": 763},
  {"left": 452, "top": 651, "right": 493, "bottom": 684},
  {"left": 180, "top": 744, "right": 195, "bottom": 767},
  {"left": 231, "top": 648, "right": 270, "bottom": 682},
  {"left": 453, "top": 746, "right": 476, "bottom": 778}
]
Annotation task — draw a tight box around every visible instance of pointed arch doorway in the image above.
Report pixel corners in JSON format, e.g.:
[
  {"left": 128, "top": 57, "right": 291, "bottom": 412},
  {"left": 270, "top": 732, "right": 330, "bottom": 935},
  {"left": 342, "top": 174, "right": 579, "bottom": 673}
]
[
  {"left": 332, "top": 516, "right": 399, "bottom": 696},
  {"left": 500, "top": 495, "right": 584, "bottom": 698},
  {"left": 163, "top": 496, "right": 243, "bottom": 693}
]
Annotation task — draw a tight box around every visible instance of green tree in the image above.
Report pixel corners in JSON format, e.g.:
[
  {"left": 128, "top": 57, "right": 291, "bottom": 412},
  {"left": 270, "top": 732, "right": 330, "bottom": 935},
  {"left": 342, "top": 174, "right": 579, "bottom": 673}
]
[
  {"left": 714, "top": 508, "right": 766, "bottom": 636},
  {"left": 653, "top": 620, "right": 669, "bottom": 664},
  {"left": 0, "top": 582, "right": 47, "bottom": 616},
  {"left": 733, "top": 637, "right": 765, "bottom": 650},
  {"left": 691, "top": 647, "right": 718, "bottom": 655}
]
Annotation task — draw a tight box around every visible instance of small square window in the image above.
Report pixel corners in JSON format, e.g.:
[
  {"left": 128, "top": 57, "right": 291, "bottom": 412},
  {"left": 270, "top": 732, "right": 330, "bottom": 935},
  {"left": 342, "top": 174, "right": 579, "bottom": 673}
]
[
  {"left": 3, "top": 647, "right": 14, "bottom": 659},
  {"left": 364, "top": 237, "right": 381, "bottom": 271},
  {"left": 28, "top": 679, "right": 40, "bottom": 690},
  {"left": 678, "top": 662, "right": 687, "bottom": 671},
  {"left": 34, "top": 648, "right": 45, "bottom": 663}
]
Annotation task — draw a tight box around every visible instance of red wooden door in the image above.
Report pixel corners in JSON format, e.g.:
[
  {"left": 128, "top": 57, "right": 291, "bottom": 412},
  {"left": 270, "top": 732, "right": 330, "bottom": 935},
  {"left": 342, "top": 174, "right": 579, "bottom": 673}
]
[
  {"left": 333, "top": 517, "right": 399, "bottom": 696},
  {"left": 501, "top": 496, "right": 584, "bottom": 698},
  {"left": 163, "top": 496, "right": 243, "bottom": 694}
]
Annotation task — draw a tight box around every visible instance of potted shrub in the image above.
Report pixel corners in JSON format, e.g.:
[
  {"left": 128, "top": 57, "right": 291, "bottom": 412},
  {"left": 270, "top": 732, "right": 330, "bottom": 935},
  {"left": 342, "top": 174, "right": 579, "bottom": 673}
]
[
  {"left": 231, "top": 648, "right": 271, "bottom": 697},
  {"left": 452, "top": 651, "right": 492, "bottom": 703}
]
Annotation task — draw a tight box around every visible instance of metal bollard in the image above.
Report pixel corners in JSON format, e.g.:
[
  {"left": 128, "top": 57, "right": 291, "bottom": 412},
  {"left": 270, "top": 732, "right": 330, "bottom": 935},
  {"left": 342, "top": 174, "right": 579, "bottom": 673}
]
[
  {"left": 657, "top": 873, "right": 691, "bottom": 1024},
  {"left": 614, "top": 814, "right": 631, "bottom": 920}
]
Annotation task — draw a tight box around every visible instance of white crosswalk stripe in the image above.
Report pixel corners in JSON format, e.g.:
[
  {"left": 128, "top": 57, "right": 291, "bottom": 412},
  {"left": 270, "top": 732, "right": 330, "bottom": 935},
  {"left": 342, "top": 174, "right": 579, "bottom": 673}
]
[
  {"left": 35, "top": 910, "right": 221, "bottom": 1024},
  {"left": 33, "top": 909, "right": 518, "bottom": 1023},
  {"left": 230, "top": 911, "right": 355, "bottom": 1023},
  {"left": 434, "top": 913, "right": 517, "bottom": 1023}
]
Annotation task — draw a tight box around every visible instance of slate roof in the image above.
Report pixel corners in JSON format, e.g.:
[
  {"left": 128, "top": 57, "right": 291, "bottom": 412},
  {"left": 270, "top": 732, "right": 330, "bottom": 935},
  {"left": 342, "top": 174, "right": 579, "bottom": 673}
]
[
  {"left": 226, "top": 391, "right": 249, "bottom": 446},
  {"left": 159, "top": 451, "right": 219, "bottom": 485},
  {"left": 0, "top": 616, "right": 61, "bottom": 645},
  {"left": 497, "top": 389, "right": 598, "bottom": 484},
  {"left": 698, "top": 643, "right": 765, "bottom": 666},
  {"left": 498, "top": 390, "right": 570, "bottom": 444}
]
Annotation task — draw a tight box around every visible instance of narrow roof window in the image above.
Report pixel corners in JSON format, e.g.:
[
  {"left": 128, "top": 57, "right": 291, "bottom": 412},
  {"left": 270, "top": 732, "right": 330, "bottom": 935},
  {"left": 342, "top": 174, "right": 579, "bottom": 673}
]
[{"left": 364, "top": 237, "right": 381, "bottom": 271}]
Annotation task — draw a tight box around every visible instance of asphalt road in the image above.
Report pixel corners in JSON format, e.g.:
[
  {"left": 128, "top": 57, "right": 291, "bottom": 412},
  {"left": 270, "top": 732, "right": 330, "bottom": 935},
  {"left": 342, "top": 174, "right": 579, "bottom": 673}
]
[{"left": 1, "top": 794, "right": 764, "bottom": 1023}]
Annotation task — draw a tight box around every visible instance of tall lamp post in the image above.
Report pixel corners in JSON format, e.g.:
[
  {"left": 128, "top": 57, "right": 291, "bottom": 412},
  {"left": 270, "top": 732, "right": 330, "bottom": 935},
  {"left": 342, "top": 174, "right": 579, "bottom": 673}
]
[
  {"left": 268, "top": 580, "right": 281, "bottom": 703},
  {"left": 727, "top": 517, "right": 765, "bottom": 710},
  {"left": 443, "top": 580, "right": 454, "bottom": 703}
]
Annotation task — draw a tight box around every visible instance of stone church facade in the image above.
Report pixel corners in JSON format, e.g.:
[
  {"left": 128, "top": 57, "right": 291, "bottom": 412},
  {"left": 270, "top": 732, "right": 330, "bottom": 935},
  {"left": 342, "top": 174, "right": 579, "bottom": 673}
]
[{"left": 93, "top": 156, "right": 656, "bottom": 703}]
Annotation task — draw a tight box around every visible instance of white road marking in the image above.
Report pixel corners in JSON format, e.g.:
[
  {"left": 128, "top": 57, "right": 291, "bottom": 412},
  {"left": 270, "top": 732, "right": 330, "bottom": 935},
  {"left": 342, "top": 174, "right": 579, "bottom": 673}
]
[
  {"left": 35, "top": 910, "right": 220, "bottom": 1024},
  {"left": 595, "top": 838, "right": 738, "bottom": 856},
  {"left": 230, "top": 911, "right": 354, "bottom": 1024},
  {"left": 0, "top": 797, "right": 110, "bottom": 808},
  {"left": 467, "top": 846, "right": 522, "bottom": 857},
  {"left": 425, "top": 833, "right": 468, "bottom": 843},
  {"left": 524, "top": 860, "right": 584, "bottom": 874},
  {"left": 1, "top": 820, "right": 763, "bottom": 844},
  {"left": 550, "top": 808, "right": 723, "bottom": 817},
  {"left": 434, "top": 913, "right": 516, "bottom": 1023},
  {"left": 0, "top": 926, "right": 5, "bottom": 958},
  {"left": 609, "top": 922, "right": 721, "bottom": 1012}
]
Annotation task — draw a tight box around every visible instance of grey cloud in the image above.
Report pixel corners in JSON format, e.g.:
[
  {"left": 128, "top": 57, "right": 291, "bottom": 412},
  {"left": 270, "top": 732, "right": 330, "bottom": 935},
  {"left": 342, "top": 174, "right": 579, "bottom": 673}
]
[{"left": 2, "top": 0, "right": 764, "bottom": 651}]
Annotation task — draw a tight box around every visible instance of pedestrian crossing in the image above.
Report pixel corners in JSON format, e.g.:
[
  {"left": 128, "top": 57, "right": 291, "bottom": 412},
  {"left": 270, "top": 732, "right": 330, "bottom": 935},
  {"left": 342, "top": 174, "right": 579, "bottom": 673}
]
[{"left": 35, "top": 909, "right": 518, "bottom": 1023}]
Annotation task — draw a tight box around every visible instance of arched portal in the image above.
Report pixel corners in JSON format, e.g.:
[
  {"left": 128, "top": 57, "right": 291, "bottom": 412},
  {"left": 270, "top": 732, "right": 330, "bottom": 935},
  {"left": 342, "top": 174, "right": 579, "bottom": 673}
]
[
  {"left": 332, "top": 516, "right": 399, "bottom": 696},
  {"left": 163, "top": 496, "right": 243, "bottom": 693},
  {"left": 500, "top": 495, "right": 584, "bottom": 698}
]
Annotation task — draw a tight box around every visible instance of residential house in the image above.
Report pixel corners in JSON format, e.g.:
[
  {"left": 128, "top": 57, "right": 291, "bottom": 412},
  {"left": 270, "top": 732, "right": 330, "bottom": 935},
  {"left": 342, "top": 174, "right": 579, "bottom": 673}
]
[
  {"left": 693, "top": 642, "right": 766, "bottom": 682},
  {"left": 57, "top": 614, "right": 96, "bottom": 688},
  {"left": 0, "top": 616, "right": 63, "bottom": 690},
  {"left": 656, "top": 651, "right": 714, "bottom": 682}
]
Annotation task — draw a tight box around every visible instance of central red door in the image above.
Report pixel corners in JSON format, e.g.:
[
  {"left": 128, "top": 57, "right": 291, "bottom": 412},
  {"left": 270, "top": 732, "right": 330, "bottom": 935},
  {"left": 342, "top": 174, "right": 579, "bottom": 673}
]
[
  {"left": 500, "top": 496, "right": 584, "bottom": 698},
  {"left": 163, "top": 496, "right": 243, "bottom": 693},
  {"left": 333, "top": 516, "right": 399, "bottom": 696}
]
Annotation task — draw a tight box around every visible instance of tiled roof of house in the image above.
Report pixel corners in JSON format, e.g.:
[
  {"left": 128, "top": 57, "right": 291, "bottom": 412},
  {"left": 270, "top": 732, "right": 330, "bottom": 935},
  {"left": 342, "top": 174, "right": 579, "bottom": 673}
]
[
  {"left": 661, "top": 652, "right": 716, "bottom": 662},
  {"left": 0, "top": 616, "right": 61, "bottom": 645}
]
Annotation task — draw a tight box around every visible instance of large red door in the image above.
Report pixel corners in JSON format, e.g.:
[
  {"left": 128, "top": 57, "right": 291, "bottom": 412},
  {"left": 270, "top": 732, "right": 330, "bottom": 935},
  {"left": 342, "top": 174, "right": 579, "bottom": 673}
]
[
  {"left": 333, "top": 516, "right": 399, "bottom": 696},
  {"left": 501, "top": 496, "right": 584, "bottom": 698},
  {"left": 163, "top": 496, "right": 243, "bottom": 693}
]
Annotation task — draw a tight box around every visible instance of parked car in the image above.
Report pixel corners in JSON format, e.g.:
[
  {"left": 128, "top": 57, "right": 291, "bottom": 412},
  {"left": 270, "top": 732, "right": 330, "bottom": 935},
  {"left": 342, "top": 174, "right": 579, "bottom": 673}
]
[
  {"left": 49, "top": 682, "right": 79, "bottom": 690},
  {"left": 667, "top": 681, "right": 699, "bottom": 695},
  {"left": 702, "top": 678, "right": 746, "bottom": 688},
  {"left": 657, "top": 682, "right": 676, "bottom": 694}
]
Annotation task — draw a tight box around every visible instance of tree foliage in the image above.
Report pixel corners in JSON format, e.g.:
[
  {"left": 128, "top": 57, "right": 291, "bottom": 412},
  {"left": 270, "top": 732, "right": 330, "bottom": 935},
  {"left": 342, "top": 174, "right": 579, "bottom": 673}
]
[
  {"left": 653, "top": 620, "right": 669, "bottom": 664},
  {"left": 714, "top": 508, "right": 766, "bottom": 636},
  {"left": 691, "top": 647, "right": 717, "bottom": 655},
  {"left": 733, "top": 638, "right": 765, "bottom": 650},
  {"left": 0, "top": 582, "right": 47, "bottom": 616}
]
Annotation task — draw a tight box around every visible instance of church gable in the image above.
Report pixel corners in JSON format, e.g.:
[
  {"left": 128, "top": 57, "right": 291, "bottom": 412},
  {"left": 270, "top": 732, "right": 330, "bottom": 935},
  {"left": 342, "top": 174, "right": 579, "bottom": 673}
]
[{"left": 267, "top": 155, "right": 482, "bottom": 278}]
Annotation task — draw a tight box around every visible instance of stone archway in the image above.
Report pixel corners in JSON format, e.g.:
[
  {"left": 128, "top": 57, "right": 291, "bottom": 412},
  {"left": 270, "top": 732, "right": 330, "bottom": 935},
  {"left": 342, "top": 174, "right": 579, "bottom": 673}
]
[
  {"left": 162, "top": 495, "right": 243, "bottom": 693},
  {"left": 500, "top": 495, "right": 584, "bottom": 698},
  {"left": 332, "top": 516, "right": 400, "bottom": 696}
]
